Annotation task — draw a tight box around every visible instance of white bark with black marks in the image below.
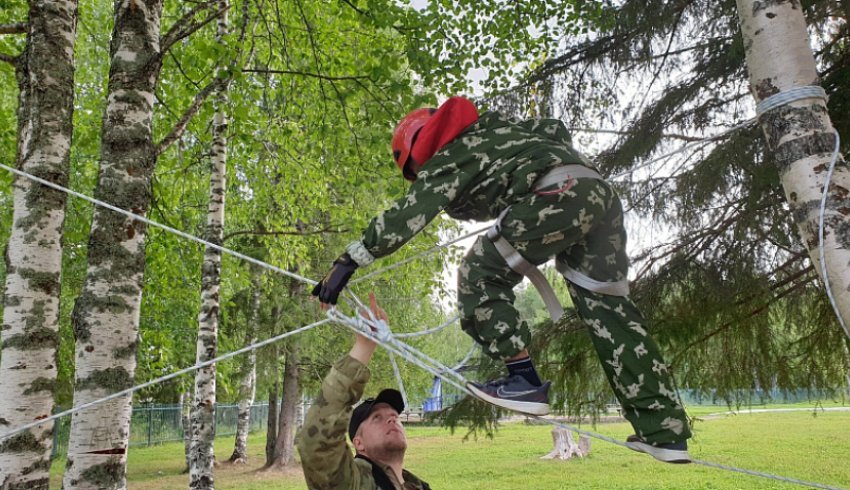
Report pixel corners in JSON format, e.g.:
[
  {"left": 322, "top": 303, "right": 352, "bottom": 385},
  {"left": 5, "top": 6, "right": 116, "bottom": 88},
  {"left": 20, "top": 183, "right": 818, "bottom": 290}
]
[
  {"left": 63, "top": 1, "right": 164, "bottom": 488},
  {"left": 0, "top": 1, "right": 77, "bottom": 489},
  {"left": 736, "top": 0, "right": 850, "bottom": 340},
  {"left": 189, "top": 3, "right": 229, "bottom": 488}
]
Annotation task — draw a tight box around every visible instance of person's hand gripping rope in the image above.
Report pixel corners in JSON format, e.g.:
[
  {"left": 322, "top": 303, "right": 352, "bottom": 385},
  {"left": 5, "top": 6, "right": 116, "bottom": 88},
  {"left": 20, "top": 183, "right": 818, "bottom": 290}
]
[{"left": 311, "top": 252, "right": 358, "bottom": 307}]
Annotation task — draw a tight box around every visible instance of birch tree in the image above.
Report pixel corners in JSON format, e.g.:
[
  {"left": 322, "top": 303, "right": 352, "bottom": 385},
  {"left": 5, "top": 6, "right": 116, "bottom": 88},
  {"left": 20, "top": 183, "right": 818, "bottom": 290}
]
[
  {"left": 62, "top": 1, "right": 165, "bottom": 486},
  {"left": 735, "top": 0, "right": 850, "bottom": 342},
  {"left": 0, "top": 1, "right": 77, "bottom": 488},
  {"left": 64, "top": 1, "right": 225, "bottom": 487},
  {"left": 189, "top": 8, "right": 228, "bottom": 487},
  {"left": 189, "top": 0, "right": 248, "bottom": 485}
]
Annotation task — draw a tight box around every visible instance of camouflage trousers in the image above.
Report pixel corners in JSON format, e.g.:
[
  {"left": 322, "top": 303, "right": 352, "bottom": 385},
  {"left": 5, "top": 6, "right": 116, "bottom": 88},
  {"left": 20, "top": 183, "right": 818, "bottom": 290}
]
[{"left": 458, "top": 176, "right": 691, "bottom": 444}]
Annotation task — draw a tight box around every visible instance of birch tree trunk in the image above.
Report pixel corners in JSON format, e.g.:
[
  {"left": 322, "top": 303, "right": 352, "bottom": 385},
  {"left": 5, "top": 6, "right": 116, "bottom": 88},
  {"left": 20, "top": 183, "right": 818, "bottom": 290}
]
[
  {"left": 269, "top": 346, "right": 299, "bottom": 469},
  {"left": 736, "top": 0, "right": 850, "bottom": 341},
  {"left": 227, "top": 271, "right": 261, "bottom": 464},
  {"left": 189, "top": 4, "right": 229, "bottom": 488},
  {"left": 62, "top": 1, "right": 164, "bottom": 488},
  {"left": 0, "top": 2, "right": 77, "bottom": 488}
]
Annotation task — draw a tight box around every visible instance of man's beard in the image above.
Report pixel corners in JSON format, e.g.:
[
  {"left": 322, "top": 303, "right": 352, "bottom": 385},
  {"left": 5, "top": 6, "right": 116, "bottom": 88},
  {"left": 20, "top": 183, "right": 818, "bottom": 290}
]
[{"left": 370, "top": 437, "right": 407, "bottom": 463}]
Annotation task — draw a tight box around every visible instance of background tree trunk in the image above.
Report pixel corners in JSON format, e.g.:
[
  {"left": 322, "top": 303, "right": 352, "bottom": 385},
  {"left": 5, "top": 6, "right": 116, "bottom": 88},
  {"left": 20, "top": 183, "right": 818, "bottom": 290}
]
[
  {"left": 540, "top": 427, "right": 590, "bottom": 460},
  {"left": 227, "top": 270, "right": 260, "bottom": 464},
  {"left": 269, "top": 345, "right": 299, "bottom": 469},
  {"left": 189, "top": 3, "right": 230, "bottom": 487},
  {"left": 63, "top": 1, "right": 164, "bottom": 488},
  {"left": 0, "top": 1, "right": 77, "bottom": 488},
  {"left": 264, "top": 375, "right": 279, "bottom": 467},
  {"left": 181, "top": 390, "right": 191, "bottom": 474},
  {"left": 736, "top": 0, "right": 850, "bottom": 341}
]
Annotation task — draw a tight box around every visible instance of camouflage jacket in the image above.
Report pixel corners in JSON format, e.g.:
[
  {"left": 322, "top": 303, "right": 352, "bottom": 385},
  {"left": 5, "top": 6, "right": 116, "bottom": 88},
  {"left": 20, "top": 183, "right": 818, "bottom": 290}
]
[
  {"left": 345, "top": 111, "right": 595, "bottom": 267},
  {"left": 297, "top": 355, "right": 431, "bottom": 490}
]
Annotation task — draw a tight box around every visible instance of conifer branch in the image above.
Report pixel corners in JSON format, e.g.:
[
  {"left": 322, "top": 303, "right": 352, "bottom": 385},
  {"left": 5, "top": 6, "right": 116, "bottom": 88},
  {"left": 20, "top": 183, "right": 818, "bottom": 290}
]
[{"left": 670, "top": 266, "right": 817, "bottom": 367}]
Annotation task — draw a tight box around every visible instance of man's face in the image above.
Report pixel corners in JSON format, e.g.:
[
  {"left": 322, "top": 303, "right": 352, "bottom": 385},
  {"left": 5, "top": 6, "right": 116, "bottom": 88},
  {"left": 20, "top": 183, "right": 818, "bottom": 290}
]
[{"left": 354, "top": 403, "right": 407, "bottom": 457}]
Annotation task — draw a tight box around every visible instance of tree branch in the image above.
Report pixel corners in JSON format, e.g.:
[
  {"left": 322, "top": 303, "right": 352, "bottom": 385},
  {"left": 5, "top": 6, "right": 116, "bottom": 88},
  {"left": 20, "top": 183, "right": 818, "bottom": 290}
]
[
  {"left": 223, "top": 226, "right": 348, "bottom": 242},
  {"left": 670, "top": 266, "right": 817, "bottom": 367},
  {"left": 155, "top": 76, "right": 227, "bottom": 156},
  {"left": 161, "top": 1, "right": 229, "bottom": 55},
  {"left": 0, "top": 23, "right": 27, "bottom": 35},
  {"left": 242, "top": 68, "right": 371, "bottom": 82},
  {"left": 0, "top": 52, "right": 16, "bottom": 65}
]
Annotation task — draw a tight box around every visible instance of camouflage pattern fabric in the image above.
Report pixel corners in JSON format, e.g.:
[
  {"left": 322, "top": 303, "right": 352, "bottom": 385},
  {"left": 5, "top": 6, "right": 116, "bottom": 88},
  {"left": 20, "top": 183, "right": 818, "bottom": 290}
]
[
  {"left": 569, "top": 282, "right": 692, "bottom": 444},
  {"left": 347, "top": 110, "right": 690, "bottom": 444},
  {"left": 347, "top": 112, "right": 589, "bottom": 266},
  {"left": 458, "top": 177, "right": 690, "bottom": 444},
  {"left": 297, "top": 356, "right": 430, "bottom": 490}
]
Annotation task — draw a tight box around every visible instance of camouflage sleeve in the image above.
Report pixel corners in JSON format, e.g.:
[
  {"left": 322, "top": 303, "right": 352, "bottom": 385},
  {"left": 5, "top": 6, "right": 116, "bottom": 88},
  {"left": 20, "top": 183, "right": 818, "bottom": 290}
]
[
  {"left": 297, "top": 355, "right": 371, "bottom": 490},
  {"left": 347, "top": 156, "right": 477, "bottom": 266}
]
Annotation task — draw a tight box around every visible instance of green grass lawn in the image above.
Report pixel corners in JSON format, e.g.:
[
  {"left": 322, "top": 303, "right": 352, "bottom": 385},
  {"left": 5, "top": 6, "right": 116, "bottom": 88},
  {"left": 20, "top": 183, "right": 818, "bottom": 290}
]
[{"left": 50, "top": 405, "right": 850, "bottom": 489}]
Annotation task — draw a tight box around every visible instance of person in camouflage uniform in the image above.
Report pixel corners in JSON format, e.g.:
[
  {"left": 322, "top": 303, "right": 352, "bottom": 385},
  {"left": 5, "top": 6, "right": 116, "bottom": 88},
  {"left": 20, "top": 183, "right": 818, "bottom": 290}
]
[
  {"left": 298, "top": 294, "right": 431, "bottom": 489},
  {"left": 312, "top": 96, "right": 691, "bottom": 463}
]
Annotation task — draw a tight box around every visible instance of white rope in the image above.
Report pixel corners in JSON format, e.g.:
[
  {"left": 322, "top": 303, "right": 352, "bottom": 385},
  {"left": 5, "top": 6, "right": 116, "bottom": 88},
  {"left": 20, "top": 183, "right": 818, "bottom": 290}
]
[
  {"left": 0, "top": 318, "right": 331, "bottom": 443},
  {"left": 329, "top": 308, "right": 844, "bottom": 490},
  {"left": 756, "top": 86, "right": 828, "bottom": 115},
  {"left": 387, "top": 353, "right": 409, "bottom": 408},
  {"left": 350, "top": 227, "right": 489, "bottom": 285},
  {"left": 327, "top": 309, "right": 471, "bottom": 394},
  {"left": 750, "top": 85, "right": 850, "bottom": 341},
  {"left": 528, "top": 415, "right": 844, "bottom": 490},
  {"left": 0, "top": 161, "right": 318, "bottom": 287},
  {"left": 690, "top": 458, "right": 845, "bottom": 490},
  {"left": 394, "top": 314, "right": 460, "bottom": 338},
  {"left": 609, "top": 118, "right": 757, "bottom": 181},
  {"left": 450, "top": 343, "right": 477, "bottom": 371},
  {"left": 818, "top": 131, "right": 850, "bottom": 340}
]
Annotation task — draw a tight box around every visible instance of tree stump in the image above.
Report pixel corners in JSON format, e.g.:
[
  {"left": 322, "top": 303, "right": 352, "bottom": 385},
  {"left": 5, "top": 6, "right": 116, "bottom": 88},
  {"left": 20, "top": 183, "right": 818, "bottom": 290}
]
[{"left": 540, "top": 427, "right": 591, "bottom": 460}]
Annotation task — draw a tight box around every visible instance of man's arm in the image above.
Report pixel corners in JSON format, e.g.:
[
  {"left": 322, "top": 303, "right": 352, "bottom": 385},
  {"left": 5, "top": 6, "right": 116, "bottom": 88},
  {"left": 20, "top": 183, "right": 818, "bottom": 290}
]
[
  {"left": 297, "top": 296, "right": 381, "bottom": 489},
  {"left": 298, "top": 355, "right": 370, "bottom": 490}
]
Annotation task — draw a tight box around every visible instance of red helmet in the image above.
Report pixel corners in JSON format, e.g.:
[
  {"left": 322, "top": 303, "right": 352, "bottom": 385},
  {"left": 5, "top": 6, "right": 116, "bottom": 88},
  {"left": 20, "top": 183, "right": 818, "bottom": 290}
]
[{"left": 392, "top": 108, "right": 435, "bottom": 181}]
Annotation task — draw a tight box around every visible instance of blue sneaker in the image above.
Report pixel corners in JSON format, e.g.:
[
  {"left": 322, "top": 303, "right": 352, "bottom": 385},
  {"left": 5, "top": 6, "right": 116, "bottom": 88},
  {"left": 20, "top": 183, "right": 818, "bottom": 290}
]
[
  {"left": 625, "top": 435, "right": 691, "bottom": 464},
  {"left": 467, "top": 375, "right": 551, "bottom": 415}
]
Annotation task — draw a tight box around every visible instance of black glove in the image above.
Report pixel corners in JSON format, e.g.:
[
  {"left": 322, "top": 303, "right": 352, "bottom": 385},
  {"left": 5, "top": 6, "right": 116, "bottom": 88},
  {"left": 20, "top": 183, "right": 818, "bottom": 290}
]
[{"left": 311, "top": 253, "right": 359, "bottom": 305}]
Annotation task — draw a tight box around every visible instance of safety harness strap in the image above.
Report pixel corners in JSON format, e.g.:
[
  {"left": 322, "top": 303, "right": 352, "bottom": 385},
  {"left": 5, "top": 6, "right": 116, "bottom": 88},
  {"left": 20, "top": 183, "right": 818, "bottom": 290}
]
[
  {"left": 486, "top": 226, "right": 565, "bottom": 321},
  {"left": 555, "top": 261, "right": 630, "bottom": 297},
  {"left": 533, "top": 164, "right": 603, "bottom": 190},
  {"left": 486, "top": 165, "right": 630, "bottom": 322}
]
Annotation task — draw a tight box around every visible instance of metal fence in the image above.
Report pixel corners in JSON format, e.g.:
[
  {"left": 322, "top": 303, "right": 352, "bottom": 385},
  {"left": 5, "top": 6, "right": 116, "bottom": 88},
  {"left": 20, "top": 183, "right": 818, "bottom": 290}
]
[{"left": 51, "top": 402, "right": 269, "bottom": 460}]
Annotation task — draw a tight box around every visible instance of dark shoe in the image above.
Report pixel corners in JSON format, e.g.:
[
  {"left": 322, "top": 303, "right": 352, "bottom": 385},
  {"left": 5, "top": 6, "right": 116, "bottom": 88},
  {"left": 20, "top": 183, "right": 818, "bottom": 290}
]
[
  {"left": 466, "top": 375, "right": 551, "bottom": 415},
  {"left": 625, "top": 435, "right": 691, "bottom": 464}
]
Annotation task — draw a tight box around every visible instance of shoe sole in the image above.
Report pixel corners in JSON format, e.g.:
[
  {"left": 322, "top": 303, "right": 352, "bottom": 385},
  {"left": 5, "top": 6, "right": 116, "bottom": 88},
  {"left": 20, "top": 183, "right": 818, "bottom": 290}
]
[
  {"left": 625, "top": 440, "right": 691, "bottom": 464},
  {"left": 466, "top": 383, "right": 551, "bottom": 416}
]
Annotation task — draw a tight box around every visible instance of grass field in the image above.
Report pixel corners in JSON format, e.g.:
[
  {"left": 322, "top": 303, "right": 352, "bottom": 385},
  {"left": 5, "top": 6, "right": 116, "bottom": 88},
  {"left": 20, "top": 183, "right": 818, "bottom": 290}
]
[{"left": 49, "top": 404, "right": 850, "bottom": 489}]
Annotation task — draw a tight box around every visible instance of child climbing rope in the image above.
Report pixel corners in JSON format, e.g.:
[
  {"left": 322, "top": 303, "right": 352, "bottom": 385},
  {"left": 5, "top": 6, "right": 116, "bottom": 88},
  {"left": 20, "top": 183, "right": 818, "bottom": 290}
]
[{"left": 312, "top": 96, "right": 692, "bottom": 463}]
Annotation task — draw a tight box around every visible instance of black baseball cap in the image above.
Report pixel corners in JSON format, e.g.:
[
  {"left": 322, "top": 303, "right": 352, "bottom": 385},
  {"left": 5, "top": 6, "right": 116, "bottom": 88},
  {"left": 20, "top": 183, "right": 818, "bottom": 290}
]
[{"left": 348, "top": 389, "right": 405, "bottom": 441}]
